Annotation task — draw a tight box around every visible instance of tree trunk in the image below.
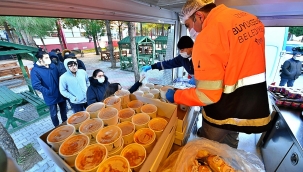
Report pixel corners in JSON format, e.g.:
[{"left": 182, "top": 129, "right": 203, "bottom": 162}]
[
  {"left": 161, "top": 24, "right": 164, "bottom": 36},
  {"left": 118, "top": 25, "right": 122, "bottom": 41},
  {"left": 20, "top": 30, "right": 29, "bottom": 45},
  {"left": 0, "top": 123, "right": 19, "bottom": 161},
  {"left": 140, "top": 23, "right": 143, "bottom": 36},
  {"left": 56, "top": 22, "right": 65, "bottom": 50},
  {"left": 27, "top": 35, "right": 38, "bottom": 47},
  {"left": 92, "top": 34, "right": 100, "bottom": 55},
  {"left": 105, "top": 20, "right": 116, "bottom": 68},
  {"left": 3, "top": 22, "right": 15, "bottom": 43},
  {"left": 40, "top": 37, "right": 48, "bottom": 52},
  {"left": 128, "top": 22, "right": 140, "bottom": 81}
]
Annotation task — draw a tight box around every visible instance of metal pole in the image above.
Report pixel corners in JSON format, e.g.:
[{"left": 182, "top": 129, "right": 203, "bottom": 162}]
[{"left": 57, "top": 19, "right": 68, "bottom": 49}]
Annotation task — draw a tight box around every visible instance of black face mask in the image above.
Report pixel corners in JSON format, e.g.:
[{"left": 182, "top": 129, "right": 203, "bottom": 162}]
[{"left": 52, "top": 59, "right": 58, "bottom": 64}]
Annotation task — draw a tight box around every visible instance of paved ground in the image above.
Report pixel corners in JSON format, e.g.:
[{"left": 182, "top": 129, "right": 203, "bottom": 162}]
[{"left": 1, "top": 53, "right": 302, "bottom": 171}]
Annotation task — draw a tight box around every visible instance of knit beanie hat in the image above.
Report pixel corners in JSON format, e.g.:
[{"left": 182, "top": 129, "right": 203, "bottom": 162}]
[{"left": 177, "top": 36, "right": 194, "bottom": 49}]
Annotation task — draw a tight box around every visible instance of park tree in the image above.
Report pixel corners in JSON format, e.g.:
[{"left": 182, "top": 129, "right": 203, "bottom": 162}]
[
  {"left": 142, "top": 23, "right": 157, "bottom": 37},
  {"left": 105, "top": 20, "right": 116, "bottom": 68},
  {"left": 288, "top": 27, "right": 303, "bottom": 42},
  {"left": 3, "top": 17, "right": 57, "bottom": 51},
  {"left": 128, "top": 22, "right": 140, "bottom": 82},
  {"left": 63, "top": 18, "right": 105, "bottom": 55},
  {"left": 111, "top": 21, "right": 127, "bottom": 41}
]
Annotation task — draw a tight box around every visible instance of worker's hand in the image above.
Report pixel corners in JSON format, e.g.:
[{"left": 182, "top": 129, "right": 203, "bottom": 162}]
[
  {"left": 189, "top": 77, "right": 196, "bottom": 85},
  {"left": 141, "top": 65, "right": 152, "bottom": 72},
  {"left": 166, "top": 89, "right": 175, "bottom": 103}
]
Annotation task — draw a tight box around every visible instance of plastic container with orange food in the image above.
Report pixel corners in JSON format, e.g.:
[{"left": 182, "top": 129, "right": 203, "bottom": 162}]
[
  {"left": 86, "top": 102, "right": 105, "bottom": 118},
  {"left": 104, "top": 96, "right": 122, "bottom": 110},
  {"left": 79, "top": 118, "right": 104, "bottom": 141},
  {"left": 59, "top": 134, "right": 90, "bottom": 167},
  {"left": 96, "top": 125, "right": 122, "bottom": 152},
  {"left": 118, "top": 108, "right": 135, "bottom": 122},
  {"left": 132, "top": 113, "right": 150, "bottom": 131},
  {"left": 47, "top": 125, "right": 75, "bottom": 152},
  {"left": 97, "top": 155, "right": 130, "bottom": 172},
  {"left": 75, "top": 144, "right": 108, "bottom": 172},
  {"left": 117, "top": 121, "right": 135, "bottom": 145},
  {"left": 127, "top": 100, "right": 144, "bottom": 113},
  {"left": 140, "top": 104, "right": 157, "bottom": 119},
  {"left": 149, "top": 89, "right": 160, "bottom": 99},
  {"left": 115, "top": 89, "right": 131, "bottom": 108},
  {"left": 133, "top": 128, "right": 156, "bottom": 154},
  {"left": 148, "top": 117, "right": 168, "bottom": 139},
  {"left": 120, "top": 143, "right": 146, "bottom": 172},
  {"left": 67, "top": 111, "right": 90, "bottom": 130},
  {"left": 98, "top": 107, "right": 118, "bottom": 126}
]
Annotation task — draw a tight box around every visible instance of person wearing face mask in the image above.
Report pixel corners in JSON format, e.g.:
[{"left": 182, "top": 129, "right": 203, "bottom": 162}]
[
  {"left": 31, "top": 51, "right": 67, "bottom": 127},
  {"left": 86, "top": 69, "right": 110, "bottom": 106},
  {"left": 279, "top": 49, "right": 302, "bottom": 87},
  {"left": 141, "top": 36, "right": 196, "bottom": 85},
  {"left": 165, "top": 0, "right": 272, "bottom": 148},
  {"left": 49, "top": 51, "right": 66, "bottom": 76},
  {"left": 59, "top": 58, "right": 90, "bottom": 113},
  {"left": 103, "top": 75, "right": 146, "bottom": 100}
]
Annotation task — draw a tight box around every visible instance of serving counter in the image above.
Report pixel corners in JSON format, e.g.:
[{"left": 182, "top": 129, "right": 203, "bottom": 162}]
[{"left": 261, "top": 93, "right": 303, "bottom": 171}]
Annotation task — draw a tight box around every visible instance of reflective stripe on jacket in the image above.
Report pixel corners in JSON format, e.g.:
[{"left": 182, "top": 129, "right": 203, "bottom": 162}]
[{"left": 174, "top": 4, "right": 271, "bottom": 133}]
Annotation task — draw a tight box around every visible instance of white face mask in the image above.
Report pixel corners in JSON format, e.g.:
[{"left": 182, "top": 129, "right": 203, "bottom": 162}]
[
  {"left": 98, "top": 76, "right": 105, "bottom": 83},
  {"left": 189, "top": 28, "right": 199, "bottom": 40},
  {"left": 180, "top": 52, "right": 190, "bottom": 58},
  {"left": 293, "top": 56, "right": 297, "bottom": 60},
  {"left": 44, "top": 58, "right": 51, "bottom": 65}
]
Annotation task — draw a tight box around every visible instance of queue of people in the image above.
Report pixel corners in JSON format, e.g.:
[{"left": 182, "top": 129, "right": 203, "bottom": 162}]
[{"left": 31, "top": 48, "right": 145, "bottom": 127}]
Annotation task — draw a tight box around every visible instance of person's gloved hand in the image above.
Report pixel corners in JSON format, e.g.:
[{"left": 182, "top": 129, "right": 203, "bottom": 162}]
[
  {"left": 141, "top": 65, "right": 151, "bottom": 72},
  {"left": 166, "top": 89, "right": 175, "bottom": 103},
  {"left": 189, "top": 77, "right": 196, "bottom": 85}
]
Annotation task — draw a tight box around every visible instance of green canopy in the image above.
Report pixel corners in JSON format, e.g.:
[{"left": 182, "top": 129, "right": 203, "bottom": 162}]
[
  {"left": 0, "top": 41, "right": 39, "bottom": 94},
  {"left": 0, "top": 41, "right": 38, "bottom": 56},
  {"left": 154, "top": 36, "right": 168, "bottom": 44},
  {"left": 118, "top": 36, "right": 154, "bottom": 49}
]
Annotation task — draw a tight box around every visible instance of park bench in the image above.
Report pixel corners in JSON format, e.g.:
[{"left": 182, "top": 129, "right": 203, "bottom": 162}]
[
  {"left": 0, "top": 62, "right": 30, "bottom": 87},
  {"left": 18, "top": 91, "right": 49, "bottom": 117},
  {"left": 100, "top": 51, "right": 120, "bottom": 61}
]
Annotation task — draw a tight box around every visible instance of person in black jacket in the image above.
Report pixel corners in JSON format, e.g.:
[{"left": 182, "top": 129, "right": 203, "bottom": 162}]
[
  {"left": 103, "top": 75, "right": 145, "bottom": 99},
  {"left": 141, "top": 36, "right": 195, "bottom": 84},
  {"left": 279, "top": 50, "right": 302, "bottom": 87},
  {"left": 86, "top": 69, "right": 110, "bottom": 105},
  {"left": 49, "top": 51, "right": 66, "bottom": 76}
]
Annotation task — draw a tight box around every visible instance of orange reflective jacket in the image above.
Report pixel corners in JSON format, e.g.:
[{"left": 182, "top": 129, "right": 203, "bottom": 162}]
[{"left": 175, "top": 4, "right": 271, "bottom": 133}]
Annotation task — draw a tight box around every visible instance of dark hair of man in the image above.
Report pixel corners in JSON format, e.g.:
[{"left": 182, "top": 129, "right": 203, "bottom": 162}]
[
  {"left": 55, "top": 48, "right": 60, "bottom": 52},
  {"left": 190, "top": 3, "right": 216, "bottom": 19},
  {"left": 35, "top": 51, "right": 47, "bottom": 59},
  {"left": 92, "top": 69, "right": 104, "bottom": 78},
  {"left": 103, "top": 83, "right": 121, "bottom": 100}
]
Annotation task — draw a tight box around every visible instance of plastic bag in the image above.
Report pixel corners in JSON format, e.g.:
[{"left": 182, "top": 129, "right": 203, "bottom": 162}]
[
  {"left": 172, "top": 138, "right": 265, "bottom": 172},
  {"left": 157, "top": 150, "right": 181, "bottom": 172}
]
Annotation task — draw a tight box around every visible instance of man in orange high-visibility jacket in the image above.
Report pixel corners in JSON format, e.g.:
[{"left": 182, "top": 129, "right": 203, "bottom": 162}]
[{"left": 165, "top": 0, "right": 272, "bottom": 148}]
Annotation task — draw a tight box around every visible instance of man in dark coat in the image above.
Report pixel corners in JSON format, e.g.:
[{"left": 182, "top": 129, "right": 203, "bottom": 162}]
[
  {"left": 49, "top": 51, "right": 66, "bottom": 76},
  {"left": 55, "top": 48, "right": 64, "bottom": 62},
  {"left": 279, "top": 50, "right": 302, "bottom": 87},
  {"left": 141, "top": 36, "right": 195, "bottom": 84},
  {"left": 31, "top": 51, "right": 67, "bottom": 127}
]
